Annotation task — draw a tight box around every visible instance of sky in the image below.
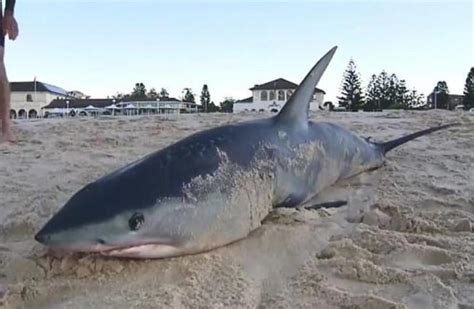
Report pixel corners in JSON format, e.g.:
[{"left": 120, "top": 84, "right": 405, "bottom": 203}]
[{"left": 5, "top": 0, "right": 474, "bottom": 104}]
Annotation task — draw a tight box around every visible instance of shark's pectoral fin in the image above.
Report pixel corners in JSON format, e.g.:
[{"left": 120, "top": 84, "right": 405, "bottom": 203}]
[
  {"left": 304, "top": 200, "right": 348, "bottom": 210},
  {"left": 274, "top": 193, "right": 307, "bottom": 209}
]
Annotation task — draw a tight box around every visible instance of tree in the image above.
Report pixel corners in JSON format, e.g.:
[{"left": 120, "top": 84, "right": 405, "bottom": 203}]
[
  {"left": 365, "top": 74, "right": 381, "bottom": 111},
  {"left": 386, "top": 73, "right": 399, "bottom": 107},
  {"left": 376, "top": 71, "right": 391, "bottom": 109},
  {"left": 200, "top": 84, "right": 211, "bottom": 113},
  {"left": 462, "top": 67, "right": 474, "bottom": 109},
  {"left": 396, "top": 79, "right": 409, "bottom": 109},
  {"left": 131, "top": 82, "right": 147, "bottom": 99},
  {"left": 112, "top": 92, "right": 128, "bottom": 100},
  {"left": 159, "top": 88, "right": 169, "bottom": 98},
  {"left": 386, "top": 74, "right": 410, "bottom": 109},
  {"left": 147, "top": 88, "right": 158, "bottom": 99},
  {"left": 220, "top": 97, "right": 235, "bottom": 113},
  {"left": 207, "top": 101, "right": 220, "bottom": 113},
  {"left": 337, "top": 59, "right": 365, "bottom": 111},
  {"left": 432, "top": 81, "right": 449, "bottom": 109},
  {"left": 406, "top": 89, "right": 425, "bottom": 109},
  {"left": 182, "top": 88, "right": 195, "bottom": 103},
  {"left": 386, "top": 75, "right": 410, "bottom": 109},
  {"left": 365, "top": 70, "right": 423, "bottom": 111}
]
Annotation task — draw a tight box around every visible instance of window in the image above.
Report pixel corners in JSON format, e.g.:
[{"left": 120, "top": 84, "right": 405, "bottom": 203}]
[
  {"left": 269, "top": 91, "right": 275, "bottom": 101},
  {"left": 278, "top": 90, "right": 285, "bottom": 101},
  {"left": 26, "top": 94, "right": 33, "bottom": 102},
  {"left": 287, "top": 90, "right": 293, "bottom": 99},
  {"left": 260, "top": 91, "right": 268, "bottom": 101}
]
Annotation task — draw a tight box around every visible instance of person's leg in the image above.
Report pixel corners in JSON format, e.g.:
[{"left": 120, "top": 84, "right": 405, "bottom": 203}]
[{"left": 0, "top": 46, "right": 15, "bottom": 142}]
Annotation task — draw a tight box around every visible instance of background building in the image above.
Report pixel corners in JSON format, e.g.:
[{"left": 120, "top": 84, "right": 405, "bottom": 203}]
[
  {"left": 42, "top": 96, "right": 198, "bottom": 117},
  {"left": 10, "top": 80, "right": 70, "bottom": 119},
  {"left": 43, "top": 98, "right": 117, "bottom": 117},
  {"left": 10, "top": 79, "right": 198, "bottom": 119},
  {"left": 118, "top": 97, "right": 198, "bottom": 114},
  {"left": 426, "top": 92, "right": 465, "bottom": 110},
  {"left": 234, "top": 78, "right": 325, "bottom": 113}
]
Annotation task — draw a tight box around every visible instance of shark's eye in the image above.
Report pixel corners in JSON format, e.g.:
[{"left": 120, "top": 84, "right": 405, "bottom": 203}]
[{"left": 129, "top": 212, "right": 144, "bottom": 231}]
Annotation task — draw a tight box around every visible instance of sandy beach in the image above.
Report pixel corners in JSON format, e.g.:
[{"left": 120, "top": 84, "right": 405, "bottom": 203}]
[{"left": 1, "top": 110, "right": 473, "bottom": 308}]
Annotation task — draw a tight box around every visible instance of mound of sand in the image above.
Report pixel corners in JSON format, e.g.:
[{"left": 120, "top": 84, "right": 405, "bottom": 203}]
[{"left": 1, "top": 110, "right": 473, "bottom": 308}]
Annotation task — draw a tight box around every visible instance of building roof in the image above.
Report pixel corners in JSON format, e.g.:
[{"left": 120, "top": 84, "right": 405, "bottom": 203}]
[
  {"left": 250, "top": 78, "right": 297, "bottom": 91},
  {"left": 235, "top": 97, "right": 253, "bottom": 104},
  {"left": 249, "top": 78, "right": 325, "bottom": 94},
  {"left": 159, "top": 96, "right": 181, "bottom": 102},
  {"left": 10, "top": 81, "right": 69, "bottom": 96},
  {"left": 44, "top": 98, "right": 115, "bottom": 109},
  {"left": 121, "top": 97, "right": 158, "bottom": 102},
  {"left": 121, "top": 96, "right": 189, "bottom": 103}
]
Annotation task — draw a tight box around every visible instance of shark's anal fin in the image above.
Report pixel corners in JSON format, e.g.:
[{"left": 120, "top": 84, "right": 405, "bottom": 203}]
[{"left": 275, "top": 46, "right": 337, "bottom": 128}]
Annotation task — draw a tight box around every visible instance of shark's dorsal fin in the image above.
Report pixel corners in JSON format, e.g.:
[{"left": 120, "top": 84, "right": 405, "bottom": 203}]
[{"left": 276, "top": 46, "right": 337, "bottom": 128}]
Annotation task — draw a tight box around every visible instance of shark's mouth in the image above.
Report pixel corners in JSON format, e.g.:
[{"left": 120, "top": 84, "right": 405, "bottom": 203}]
[
  {"left": 44, "top": 241, "right": 182, "bottom": 259},
  {"left": 99, "top": 243, "right": 182, "bottom": 259}
]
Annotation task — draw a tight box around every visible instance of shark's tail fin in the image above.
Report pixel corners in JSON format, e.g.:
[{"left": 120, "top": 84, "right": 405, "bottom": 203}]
[{"left": 378, "top": 123, "right": 460, "bottom": 155}]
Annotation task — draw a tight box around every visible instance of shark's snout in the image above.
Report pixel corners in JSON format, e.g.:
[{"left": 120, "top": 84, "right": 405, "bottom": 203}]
[
  {"left": 34, "top": 218, "right": 59, "bottom": 245},
  {"left": 34, "top": 219, "right": 100, "bottom": 250},
  {"left": 34, "top": 230, "right": 50, "bottom": 244},
  {"left": 34, "top": 226, "right": 118, "bottom": 253}
]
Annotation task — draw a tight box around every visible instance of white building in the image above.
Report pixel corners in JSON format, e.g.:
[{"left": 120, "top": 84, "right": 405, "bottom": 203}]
[
  {"left": 118, "top": 97, "right": 198, "bottom": 114},
  {"left": 42, "top": 96, "right": 198, "bottom": 117},
  {"left": 43, "top": 98, "right": 118, "bottom": 117},
  {"left": 9, "top": 81, "right": 70, "bottom": 119},
  {"left": 233, "top": 78, "right": 325, "bottom": 113}
]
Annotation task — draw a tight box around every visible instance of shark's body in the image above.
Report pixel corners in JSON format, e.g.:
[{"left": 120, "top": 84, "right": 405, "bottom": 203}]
[{"left": 35, "top": 47, "right": 457, "bottom": 259}]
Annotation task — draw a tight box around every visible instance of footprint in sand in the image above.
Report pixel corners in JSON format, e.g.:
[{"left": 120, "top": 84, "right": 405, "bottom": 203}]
[{"left": 384, "top": 245, "right": 453, "bottom": 270}]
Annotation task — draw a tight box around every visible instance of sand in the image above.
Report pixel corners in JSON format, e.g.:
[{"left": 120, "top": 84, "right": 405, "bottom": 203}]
[{"left": 0, "top": 110, "right": 473, "bottom": 308}]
